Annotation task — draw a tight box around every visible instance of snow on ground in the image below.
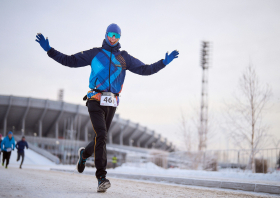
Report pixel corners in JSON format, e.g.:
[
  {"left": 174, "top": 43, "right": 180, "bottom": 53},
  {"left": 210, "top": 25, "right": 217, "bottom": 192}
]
[
  {"left": 8, "top": 148, "right": 55, "bottom": 165},
  {"left": 7, "top": 149, "right": 77, "bottom": 170},
  {"left": 5, "top": 149, "right": 280, "bottom": 186},
  {"left": 107, "top": 162, "right": 280, "bottom": 185},
  {"left": 0, "top": 167, "right": 277, "bottom": 198}
]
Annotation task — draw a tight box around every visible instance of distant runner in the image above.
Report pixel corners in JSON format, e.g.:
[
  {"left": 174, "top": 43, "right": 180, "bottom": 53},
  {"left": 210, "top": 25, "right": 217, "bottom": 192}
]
[
  {"left": 1, "top": 131, "right": 16, "bottom": 169},
  {"left": 112, "top": 155, "right": 117, "bottom": 169},
  {"left": 0, "top": 134, "right": 2, "bottom": 160},
  {"left": 16, "top": 136, "right": 29, "bottom": 169},
  {"left": 35, "top": 23, "right": 179, "bottom": 192}
]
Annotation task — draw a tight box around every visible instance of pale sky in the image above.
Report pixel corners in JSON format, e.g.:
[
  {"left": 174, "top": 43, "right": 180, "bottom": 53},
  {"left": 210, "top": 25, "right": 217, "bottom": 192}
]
[{"left": 1, "top": 0, "right": 280, "bottom": 150}]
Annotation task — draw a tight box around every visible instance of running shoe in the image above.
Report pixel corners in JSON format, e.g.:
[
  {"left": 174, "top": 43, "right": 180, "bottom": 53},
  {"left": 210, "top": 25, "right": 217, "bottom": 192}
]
[
  {"left": 97, "top": 175, "right": 111, "bottom": 192},
  {"left": 76, "top": 147, "right": 87, "bottom": 173}
]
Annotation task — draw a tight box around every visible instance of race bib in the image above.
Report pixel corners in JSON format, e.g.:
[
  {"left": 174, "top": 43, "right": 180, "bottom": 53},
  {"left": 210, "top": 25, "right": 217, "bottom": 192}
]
[
  {"left": 6, "top": 148, "right": 11, "bottom": 152},
  {"left": 100, "top": 92, "right": 117, "bottom": 107}
]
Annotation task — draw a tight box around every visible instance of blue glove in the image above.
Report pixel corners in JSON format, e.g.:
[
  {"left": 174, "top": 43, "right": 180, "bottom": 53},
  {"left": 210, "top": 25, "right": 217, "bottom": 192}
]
[
  {"left": 35, "top": 33, "right": 51, "bottom": 52},
  {"left": 163, "top": 50, "right": 179, "bottom": 65}
]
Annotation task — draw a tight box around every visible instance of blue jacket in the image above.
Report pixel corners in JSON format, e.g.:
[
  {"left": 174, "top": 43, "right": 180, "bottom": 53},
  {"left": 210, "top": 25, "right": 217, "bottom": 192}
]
[
  {"left": 1, "top": 136, "right": 16, "bottom": 152},
  {"left": 16, "top": 140, "right": 29, "bottom": 153},
  {"left": 47, "top": 40, "right": 166, "bottom": 104}
]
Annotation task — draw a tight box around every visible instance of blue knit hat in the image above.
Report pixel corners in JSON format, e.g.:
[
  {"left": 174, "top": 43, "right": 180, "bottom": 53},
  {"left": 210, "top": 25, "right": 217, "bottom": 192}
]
[
  {"left": 8, "top": 131, "right": 13, "bottom": 135},
  {"left": 105, "top": 23, "right": 121, "bottom": 47}
]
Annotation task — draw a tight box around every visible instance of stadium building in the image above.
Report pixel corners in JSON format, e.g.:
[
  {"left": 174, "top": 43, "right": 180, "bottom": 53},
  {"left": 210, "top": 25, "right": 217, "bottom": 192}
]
[{"left": 0, "top": 95, "right": 175, "bottom": 165}]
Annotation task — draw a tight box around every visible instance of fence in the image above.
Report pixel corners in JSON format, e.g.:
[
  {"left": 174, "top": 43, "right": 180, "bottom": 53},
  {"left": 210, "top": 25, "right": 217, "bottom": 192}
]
[
  {"left": 14, "top": 135, "right": 60, "bottom": 164},
  {"left": 203, "top": 148, "right": 280, "bottom": 172},
  {"left": 13, "top": 134, "right": 280, "bottom": 172},
  {"left": 125, "top": 148, "right": 280, "bottom": 173}
]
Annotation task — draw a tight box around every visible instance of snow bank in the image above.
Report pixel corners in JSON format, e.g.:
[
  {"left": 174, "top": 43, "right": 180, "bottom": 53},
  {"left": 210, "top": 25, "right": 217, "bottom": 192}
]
[
  {"left": 9, "top": 148, "right": 55, "bottom": 165},
  {"left": 108, "top": 162, "right": 280, "bottom": 185},
  {"left": 116, "top": 162, "right": 164, "bottom": 170},
  {"left": 5, "top": 148, "right": 280, "bottom": 185}
]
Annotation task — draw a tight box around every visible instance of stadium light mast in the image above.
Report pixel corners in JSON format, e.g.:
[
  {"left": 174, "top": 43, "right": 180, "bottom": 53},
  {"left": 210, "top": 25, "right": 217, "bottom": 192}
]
[
  {"left": 198, "top": 41, "right": 211, "bottom": 151},
  {"left": 58, "top": 89, "right": 64, "bottom": 101}
]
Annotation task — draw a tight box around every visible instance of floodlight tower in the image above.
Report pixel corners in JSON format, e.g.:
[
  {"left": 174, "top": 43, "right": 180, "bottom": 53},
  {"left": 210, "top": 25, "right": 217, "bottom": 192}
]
[
  {"left": 198, "top": 41, "right": 210, "bottom": 151},
  {"left": 58, "top": 89, "right": 64, "bottom": 101}
]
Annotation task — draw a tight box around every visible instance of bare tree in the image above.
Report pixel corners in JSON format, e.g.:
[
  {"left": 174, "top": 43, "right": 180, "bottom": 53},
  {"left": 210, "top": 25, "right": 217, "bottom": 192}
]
[
  {"left": 197, "top": 111, "right": 218, "bottom": 151},
  {"left": 179, "top": 111, "right": 193, "bottom": 151},
  {"left": 179, "top": 104, "right": 217, "bottom": 152},
  {"left": 272, "top": 136, "right": 280, "bottom": 148},
  {"left": 225, "top": 65, "right": 272, "bottom": 173}
]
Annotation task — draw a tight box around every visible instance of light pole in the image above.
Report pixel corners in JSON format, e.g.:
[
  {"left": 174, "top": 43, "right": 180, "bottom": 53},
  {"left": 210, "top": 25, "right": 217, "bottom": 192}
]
[
  {"left": 199, "top": 41, "right": 211, "bottom": 151},
  {"left": 67, "top": 152, "right": 71, "bottom": 164},
  {"left": 56, "top": 140, "right": 60, "bottom": 156},
  {"left": 130, "top": 139, "right": 134, "bottom": 147},
  {"left": 33, "top": 132, "right": 37, "bottom": 146}
]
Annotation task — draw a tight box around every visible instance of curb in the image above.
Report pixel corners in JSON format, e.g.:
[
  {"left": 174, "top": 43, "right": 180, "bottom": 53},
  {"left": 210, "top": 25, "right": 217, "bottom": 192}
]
[{"left": 50, "top": 168, "right": 280, "bottom": 195}]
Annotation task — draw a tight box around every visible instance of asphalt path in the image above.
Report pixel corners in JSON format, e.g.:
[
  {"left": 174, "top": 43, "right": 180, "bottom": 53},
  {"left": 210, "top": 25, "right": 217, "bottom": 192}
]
[{"left": 0, "top": 167, "right": 277, "bottom": 198}]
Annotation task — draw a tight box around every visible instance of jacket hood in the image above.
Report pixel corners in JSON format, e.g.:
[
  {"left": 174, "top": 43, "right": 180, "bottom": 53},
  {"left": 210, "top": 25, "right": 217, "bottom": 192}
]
[
  {"left": 106, "top": 23, "right": 121, "bottom": 35},
  {"left": 105, "top": 23, "right": 121, "bottom": 47},
  {"left": 102, "top": 39, "right": 121, "bottom": 53}
]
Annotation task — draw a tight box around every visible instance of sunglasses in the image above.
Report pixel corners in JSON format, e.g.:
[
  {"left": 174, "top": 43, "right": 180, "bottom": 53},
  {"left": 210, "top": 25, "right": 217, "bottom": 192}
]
[{"left": 107, "top": 32, "right": 121, "bottom": 39}]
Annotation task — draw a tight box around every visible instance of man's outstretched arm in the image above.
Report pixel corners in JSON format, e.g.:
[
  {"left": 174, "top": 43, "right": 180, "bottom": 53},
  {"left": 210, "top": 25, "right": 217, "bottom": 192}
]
[
  {"left": 126, "top": 50, "right": 179, "bottom": 75},
  {"left": 35, "top": 33, "right": 97, "bottom": 68}
]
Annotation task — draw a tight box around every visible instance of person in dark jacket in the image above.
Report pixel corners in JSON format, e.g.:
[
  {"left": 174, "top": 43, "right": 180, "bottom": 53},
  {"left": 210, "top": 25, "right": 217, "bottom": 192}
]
[
  {"left": 35, "top": 23, "right": 179, "bottom": 192},
  {"left": 1, "top": 131, "right": 16, "bottom": 168},
  {"left": 0, "top": 134, "right": 2, "bottom": 161},
  {"left": 16, "top": 136, "right": 29, "bottom": 169}
]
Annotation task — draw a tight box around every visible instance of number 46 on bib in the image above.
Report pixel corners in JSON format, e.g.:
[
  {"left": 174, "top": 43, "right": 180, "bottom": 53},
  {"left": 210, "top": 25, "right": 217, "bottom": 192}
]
[{"left": 100, "top": 92, "right": 117, "bottom": 107}]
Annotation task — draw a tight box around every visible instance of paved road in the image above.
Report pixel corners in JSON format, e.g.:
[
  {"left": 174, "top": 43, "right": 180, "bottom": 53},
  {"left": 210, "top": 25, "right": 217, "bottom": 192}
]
[{"left": 0, "top": 167, "right": 277, "bottom": 198}]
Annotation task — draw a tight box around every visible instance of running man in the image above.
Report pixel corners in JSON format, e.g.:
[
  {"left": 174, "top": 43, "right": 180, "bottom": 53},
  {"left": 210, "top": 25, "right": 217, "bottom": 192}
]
[
  {"left": 1, "top": 131, "right": 16, "bottom": 169},
  {"left": 35, "top": 23, "right": 179, "bottom": 192},
  {"left": 16, "top": 136, "right": 29, "bottom": 169}
]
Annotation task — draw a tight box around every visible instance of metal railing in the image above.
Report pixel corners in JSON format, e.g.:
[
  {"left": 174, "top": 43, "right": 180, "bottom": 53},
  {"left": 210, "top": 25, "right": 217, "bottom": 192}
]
[
  {"left": 13, "top": 134, "right": 280, "bottom": 172},
  {"left": 202, "top": 148, "right": 280, "bottom": 172},
  {"left": 124, "top": 148, "right": 280, "bottom": 173},
  {"left": 14, "top": 135, "right": 60, "bottom": 164}
]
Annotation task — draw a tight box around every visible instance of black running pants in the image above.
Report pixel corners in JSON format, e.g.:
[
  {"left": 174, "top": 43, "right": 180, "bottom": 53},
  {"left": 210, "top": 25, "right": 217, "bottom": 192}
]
[
  {"left": 83, "top": 100, "right": 116, "bottom": 178},
  {"left": 2, "top": 151, "right": 11, "bottom": 167},
  {"left": 17, "top": 152, "right": 25, "bottom": 167}
]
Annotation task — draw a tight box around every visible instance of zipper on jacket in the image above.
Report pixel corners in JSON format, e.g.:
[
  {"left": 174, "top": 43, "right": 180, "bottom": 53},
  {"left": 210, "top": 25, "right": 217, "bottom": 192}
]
[
  {"left": 109, "top": 48, "right": 113, "bottom": 92},
  {"left": 94, "top": 78, "right": 98, "bottom": 88}
]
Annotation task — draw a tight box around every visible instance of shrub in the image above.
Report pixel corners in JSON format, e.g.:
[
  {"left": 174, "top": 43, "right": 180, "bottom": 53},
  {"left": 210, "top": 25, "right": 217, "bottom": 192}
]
[{"left": 255, "top": 158, "right": 268, "bottom": 173}]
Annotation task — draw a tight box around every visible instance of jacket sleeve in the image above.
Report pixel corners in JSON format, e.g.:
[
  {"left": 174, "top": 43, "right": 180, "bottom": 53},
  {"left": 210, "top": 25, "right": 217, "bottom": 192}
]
[
  {"left": 13, "top": 139, "right": 16, "bottom": 150},
  {"left": 16, "top": 142, "right": 19, "bottom": 149},
  {"left": 26, "top": 142, "right": 29, "bottom": 149},
  {"left": 126, "top": 53, "right": 166, "bottom": 76},
  {"left": 47, "top": 48, "right": 99, "bottom": 68},
  {"left": 0, "top": 139, "right": 3, "bottom": 150}
]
